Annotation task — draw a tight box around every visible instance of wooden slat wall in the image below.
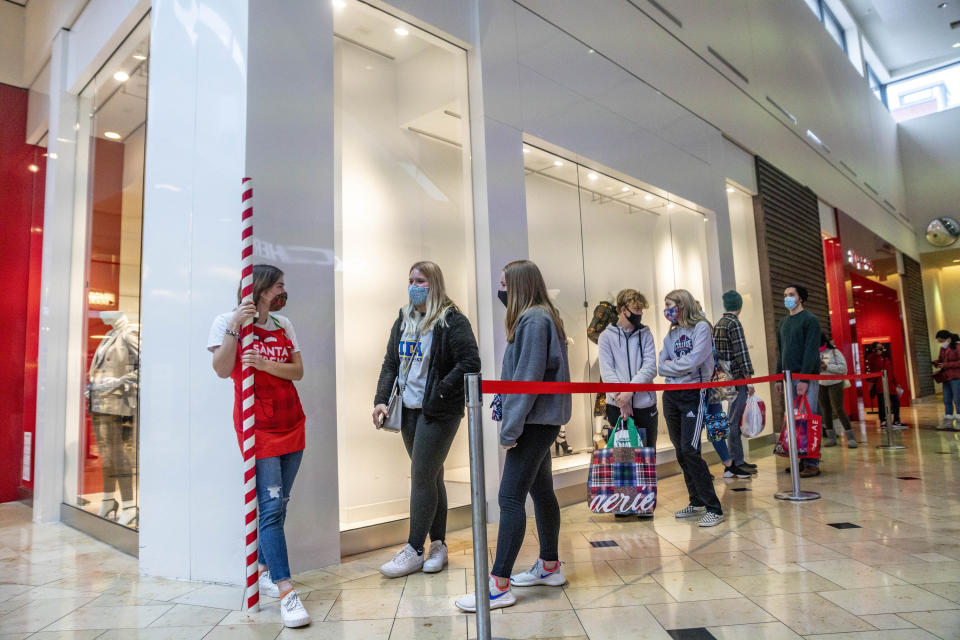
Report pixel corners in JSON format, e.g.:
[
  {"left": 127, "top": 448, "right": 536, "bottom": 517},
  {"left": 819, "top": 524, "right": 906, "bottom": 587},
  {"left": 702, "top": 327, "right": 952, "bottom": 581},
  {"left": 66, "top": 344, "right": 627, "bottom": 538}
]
[
  {"left": 901, "top": 255, "right": 936, "bottom": 397},
  {"left": 753, "top": 157, "right": 829, "bottom": 421}
]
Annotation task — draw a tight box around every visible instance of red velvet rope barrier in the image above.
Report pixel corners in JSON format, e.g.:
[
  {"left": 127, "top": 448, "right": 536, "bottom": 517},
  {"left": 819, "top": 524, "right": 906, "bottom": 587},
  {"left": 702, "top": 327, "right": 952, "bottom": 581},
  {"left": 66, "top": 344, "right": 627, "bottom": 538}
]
[{"left": 481, "top": 372, "right": 882, "bottom": 394}]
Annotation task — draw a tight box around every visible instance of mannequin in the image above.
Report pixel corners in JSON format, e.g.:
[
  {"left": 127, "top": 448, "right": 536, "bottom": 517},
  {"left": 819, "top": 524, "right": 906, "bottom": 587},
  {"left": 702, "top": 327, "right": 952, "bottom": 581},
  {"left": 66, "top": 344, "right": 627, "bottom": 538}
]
[{"left": 88, "top": 310, "right": 140, "bottom": 526}]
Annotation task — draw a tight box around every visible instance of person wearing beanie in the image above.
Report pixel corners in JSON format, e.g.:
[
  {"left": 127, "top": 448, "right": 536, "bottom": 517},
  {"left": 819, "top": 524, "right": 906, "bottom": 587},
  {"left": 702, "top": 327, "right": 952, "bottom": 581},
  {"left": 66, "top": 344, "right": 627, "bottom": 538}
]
[{"left": 713, "top": 290, "right": 756, "bottom": 477}]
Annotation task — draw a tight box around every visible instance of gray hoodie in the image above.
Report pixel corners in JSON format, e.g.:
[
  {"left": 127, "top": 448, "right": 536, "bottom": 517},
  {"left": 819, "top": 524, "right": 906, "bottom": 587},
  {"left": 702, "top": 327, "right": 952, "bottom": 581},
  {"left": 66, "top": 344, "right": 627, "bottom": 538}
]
[
  {"left": 658, "top": 321, "right": 715, "bottom": 384},
  {"left": 500, "top": 307, "right": 572, "bottom": 446},
  {"left": 597, "top": 323, "right": 657, "bottom": 409}
]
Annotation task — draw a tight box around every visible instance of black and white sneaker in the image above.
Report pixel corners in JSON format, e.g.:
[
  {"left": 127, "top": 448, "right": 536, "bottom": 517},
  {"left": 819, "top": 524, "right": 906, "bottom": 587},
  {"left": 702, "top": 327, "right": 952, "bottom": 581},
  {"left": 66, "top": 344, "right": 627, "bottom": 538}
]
[
  {"left": 723, "top": 465, "right": 750, "bottom": 479},
  {"left": 675, "top": 505, "right": 706, "bottom": 519},
  {"left": 698, "top": 512, "right": 725, "bottom": 527},
  {"left": 892, "top": 421, "right": 909, "bottom": 430}
]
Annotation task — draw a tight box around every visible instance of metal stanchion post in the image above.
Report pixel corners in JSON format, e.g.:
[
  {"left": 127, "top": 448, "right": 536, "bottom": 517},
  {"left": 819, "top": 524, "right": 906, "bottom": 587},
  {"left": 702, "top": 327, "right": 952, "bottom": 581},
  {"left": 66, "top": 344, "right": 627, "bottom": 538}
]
[
  {"left": 876, "top": 370, "right": 906, "bottom": 451},
  {"left": 464, "top": 374, "right": 496, "bottom": 640},
  {"left": 775, "top": 371, "right": 821, "bottom": 501}
]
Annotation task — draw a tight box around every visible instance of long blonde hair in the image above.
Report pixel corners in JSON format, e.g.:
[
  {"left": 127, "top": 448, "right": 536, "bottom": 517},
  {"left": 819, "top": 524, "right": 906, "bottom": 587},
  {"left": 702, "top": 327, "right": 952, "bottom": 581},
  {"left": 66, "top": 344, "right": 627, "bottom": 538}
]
[
  {"left": 402, "top": 261, "right": 454, "bottom": 334},
  {"left": 665, "top": 289, "right": 707, "bottom": 329},
  {"left": 504, "top": 260, "right": 566, "bottom": 343}
]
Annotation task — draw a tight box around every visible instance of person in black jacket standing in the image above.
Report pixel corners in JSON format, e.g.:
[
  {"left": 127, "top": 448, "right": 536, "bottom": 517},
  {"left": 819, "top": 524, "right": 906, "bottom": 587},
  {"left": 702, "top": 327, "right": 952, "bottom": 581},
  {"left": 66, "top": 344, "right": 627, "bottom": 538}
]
[{"left": 373, "top": 261, "right": 480, "bottom": 578}]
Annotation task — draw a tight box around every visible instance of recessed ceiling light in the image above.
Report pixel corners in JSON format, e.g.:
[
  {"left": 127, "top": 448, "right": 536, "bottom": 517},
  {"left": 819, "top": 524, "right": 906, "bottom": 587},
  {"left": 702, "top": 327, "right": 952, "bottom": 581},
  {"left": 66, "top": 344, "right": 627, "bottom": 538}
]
[
  {"left": 587, "top": 172, "right": 598, "bottom": 180},
  {"left": 953, "top": 43, "right": 960, "bottom": 48},
  {"left": 864, "top": 289, "right": 874, "bottom": 293},
  {"left": 667, "top": 203, "right": 675, "bottom": 208},
  {"left": 621, "top": 186, "right": 630, "bottom": 192},
  {"left": 113, "top": 71, "right": 130, "bottom": 82},
  {"left": 27, "top": 164, "right": 39, "bottom": 173},
  {"left": 553, "top": 160, "right": 563, "bottom": 167},
  {"left": 953, "top": 259, "right": 960, "bottom": 263},
  {"left": 522, "top": 148, "right": 530, "bottom": 153},
  {"left": 394, "top": 27, "right": 409, "bottom": 36},
  {"left": 644, "top": 194, "right": 654, "bottom": 201},
  {"left": 333, "top": 0, "right": 346, "bottom": 7},
  {"left": 726, "top": 187, "right": 735, "bottom": 193},
  {"left": 133, "top": 54, "right": 147, "bottom": 61},
  {"left": 587, "top": 48, "right": 595, "bottom": 54},
  {"left": 853, "top": 285, "right": 862, "bottom": 289},
  {"left": 104, "top": 131, "right": 122, "bottom": 140}
]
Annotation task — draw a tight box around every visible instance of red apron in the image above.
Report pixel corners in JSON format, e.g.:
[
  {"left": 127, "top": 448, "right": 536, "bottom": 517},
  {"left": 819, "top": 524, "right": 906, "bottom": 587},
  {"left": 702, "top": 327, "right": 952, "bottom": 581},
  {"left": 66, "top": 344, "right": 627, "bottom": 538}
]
[{"left": 231, "top": 317, "right": 305, "bottom": 459}]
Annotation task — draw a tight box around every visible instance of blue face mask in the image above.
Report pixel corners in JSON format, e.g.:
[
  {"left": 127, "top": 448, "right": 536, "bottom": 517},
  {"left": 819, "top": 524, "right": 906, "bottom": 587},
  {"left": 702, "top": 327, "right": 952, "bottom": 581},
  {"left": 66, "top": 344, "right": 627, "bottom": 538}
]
[
  {"left": 409, "top": 285, "right": 429, "bottom": 307},
  {"left": 784, "top": 296, "right": 797, "bottom": 310}
]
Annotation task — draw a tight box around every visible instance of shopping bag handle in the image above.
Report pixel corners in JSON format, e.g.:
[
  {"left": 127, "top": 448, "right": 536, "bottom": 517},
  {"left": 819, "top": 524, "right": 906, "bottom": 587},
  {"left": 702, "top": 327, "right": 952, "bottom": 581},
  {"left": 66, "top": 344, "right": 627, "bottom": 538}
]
[{"left": 794, "top": 394, "right": 811, "bottom": 415}]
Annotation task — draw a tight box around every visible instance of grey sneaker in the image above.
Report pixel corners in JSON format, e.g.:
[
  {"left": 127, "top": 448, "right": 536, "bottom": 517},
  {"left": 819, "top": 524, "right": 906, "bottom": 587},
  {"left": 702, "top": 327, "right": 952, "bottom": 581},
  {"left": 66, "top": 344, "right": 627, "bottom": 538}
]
[
  {"left": 510, "top": 558, "right": 566, "bottom": 587},
  {"left": 675, "top": 505, "right": 706, "bottom": 519},
  {"left": 698, "top": 512, "right": 725, "bottom": 527},
  {"left": 422, "top": 541, "right": 448, "bottom": 574},
  {"left": 379, "top": 544, "right": 424, "bottom": 578}
]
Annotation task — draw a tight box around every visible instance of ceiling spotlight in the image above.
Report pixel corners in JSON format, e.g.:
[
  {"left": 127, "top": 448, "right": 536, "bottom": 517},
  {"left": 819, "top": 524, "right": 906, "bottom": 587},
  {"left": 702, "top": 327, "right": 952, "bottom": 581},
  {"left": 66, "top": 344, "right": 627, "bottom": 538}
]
[
  {"left": 954, "top": 43, "right": 960, "bottom": 48},
  {"left": 726, "top": 187, "right": 735, "bottom": 193},
  {"left": 587, "top": 48, "right": 595, "bottom": 54},
  {"left": 587, "top": 172, "right": 598, "bottom": 180},
  {"left": 553, "top": 160, "right": 563, "bottom": 167},
  {"left": 133, "top": 54, "right": 147, "bottom": 61},
  {"left": 667, "top": 203, "right": 675, "bottom": 208},
  {"left": 953, "top": 259, "right": 960, "bottom": 263},
  {"left": 333, "top": 0, "right": 346, "bottom": 7},
  {"left": 644, "top": 194, "right": 654, "bottom": 201},
  {"left": 621, "top": 186, "right": 630, "bottom": 192},
  {"left": 113, "top": 71, "right": 130, "bottom": 82},
  {"left": 522, "top": 148, "right": 531, "bottom": 153},
  {"left": 864, "top": 289, "right": 874, "bottom": 293},
  {"left": 104, "top": 131, "right": 122, "bottom": 140},
  {"left": 27, "top": 164, "right": 39, "bottom": 173},
  {"left": 853, "top": 285, "right": 862, "bottom": 289},
  {"left": 394, "top": 27, "right": 409, "bottom": 36}
]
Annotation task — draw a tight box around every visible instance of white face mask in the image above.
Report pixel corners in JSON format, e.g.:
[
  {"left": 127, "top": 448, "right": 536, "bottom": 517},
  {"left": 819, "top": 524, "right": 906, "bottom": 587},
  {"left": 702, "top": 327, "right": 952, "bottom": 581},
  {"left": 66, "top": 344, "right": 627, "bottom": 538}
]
[{"left": 942, "top": 341, "right": 951, "bottom": 349}]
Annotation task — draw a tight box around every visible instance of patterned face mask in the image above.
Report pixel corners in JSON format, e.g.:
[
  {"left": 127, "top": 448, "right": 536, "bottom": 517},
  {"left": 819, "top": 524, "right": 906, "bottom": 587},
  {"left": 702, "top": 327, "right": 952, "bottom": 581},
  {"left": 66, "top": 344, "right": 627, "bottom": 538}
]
[
  {"left": 663, "top": 307, "right": 679, "bottom": 324},
  {"left": 408, "top": 285, "right": 429, "bottom": 307},
  {"left": 270, "top": 291, "right": 288, "bottom": 311}
]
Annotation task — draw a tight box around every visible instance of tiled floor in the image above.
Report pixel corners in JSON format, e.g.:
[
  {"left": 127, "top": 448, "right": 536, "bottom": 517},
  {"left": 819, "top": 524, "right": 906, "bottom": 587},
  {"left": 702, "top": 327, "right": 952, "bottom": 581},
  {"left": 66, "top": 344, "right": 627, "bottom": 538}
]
[{"left": 3, "top": 402, "right": 960, "bottom": 639}]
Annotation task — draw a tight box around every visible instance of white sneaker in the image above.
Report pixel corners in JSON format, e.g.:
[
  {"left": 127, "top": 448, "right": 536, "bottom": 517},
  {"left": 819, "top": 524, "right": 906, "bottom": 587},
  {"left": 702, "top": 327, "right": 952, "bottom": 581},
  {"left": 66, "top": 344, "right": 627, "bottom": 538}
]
[
  {"left": 675, "top": 505, "right": 706, "bottom": 519},
  {"left": 698, "top": 512, "right": 725, "bottom": 527},
  {"left": 280, "top": 590, "right": 311, "bottom": 628},
  {"left": 423, "top": 541, "right": 448, "bottom": 574},
  {"left": 510, "top": 558, "right": 566, "bottom": 587},
  {"left": 258, "top": 571, "right": 281, "bottom": 598},
  {"left": 455, "top": 576, "right": 516, "bottom": 612},
  {"left": 379, "top": 544, "right": 424, "bottom": 578}
]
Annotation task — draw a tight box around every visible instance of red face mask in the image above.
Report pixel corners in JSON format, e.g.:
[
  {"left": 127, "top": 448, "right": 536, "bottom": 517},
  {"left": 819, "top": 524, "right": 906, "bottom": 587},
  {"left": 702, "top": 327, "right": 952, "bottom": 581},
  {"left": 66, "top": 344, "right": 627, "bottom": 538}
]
[
  {"left": 270, "top": 291, "right": 288, "bottom": 311},
  {"left": 819, "top": 345, "right": 827, "bottom": 353}
]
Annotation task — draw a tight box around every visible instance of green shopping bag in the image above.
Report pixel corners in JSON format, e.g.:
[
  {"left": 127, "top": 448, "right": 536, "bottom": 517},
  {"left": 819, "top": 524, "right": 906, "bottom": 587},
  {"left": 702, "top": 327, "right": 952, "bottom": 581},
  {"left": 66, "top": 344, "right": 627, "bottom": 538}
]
[{"left": 607, "top": 416, "right": 644, "bottom": 448}]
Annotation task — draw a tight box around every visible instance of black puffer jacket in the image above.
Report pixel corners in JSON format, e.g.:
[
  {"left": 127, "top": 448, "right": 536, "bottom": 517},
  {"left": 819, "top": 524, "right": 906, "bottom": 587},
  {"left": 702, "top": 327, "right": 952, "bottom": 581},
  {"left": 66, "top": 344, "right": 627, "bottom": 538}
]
[{"left": 374, "top": 306, "right": 481, "bottom": 421}]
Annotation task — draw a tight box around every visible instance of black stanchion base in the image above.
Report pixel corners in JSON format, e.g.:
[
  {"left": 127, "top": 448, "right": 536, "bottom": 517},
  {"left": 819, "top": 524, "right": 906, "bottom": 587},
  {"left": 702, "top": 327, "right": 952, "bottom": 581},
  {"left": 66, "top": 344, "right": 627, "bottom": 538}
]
[
  {"left": 774, "top": 490, "right": 821, "bottom": 501},
  {"left": 876, "top": 445, "right": 907, "bottom": 451}
]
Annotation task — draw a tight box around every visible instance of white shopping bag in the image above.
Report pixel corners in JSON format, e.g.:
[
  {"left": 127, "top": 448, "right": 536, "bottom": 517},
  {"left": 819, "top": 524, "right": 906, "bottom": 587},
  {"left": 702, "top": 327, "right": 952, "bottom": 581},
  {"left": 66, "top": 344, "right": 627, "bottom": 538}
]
[{"left": 742, "top": 395, "right": 766, "bottom": 438}]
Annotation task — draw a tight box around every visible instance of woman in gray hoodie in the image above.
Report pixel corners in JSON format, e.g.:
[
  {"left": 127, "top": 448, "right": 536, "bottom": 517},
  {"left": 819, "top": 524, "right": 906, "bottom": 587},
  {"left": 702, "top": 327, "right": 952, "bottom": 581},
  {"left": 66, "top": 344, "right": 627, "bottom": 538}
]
[
  {"left": 658, "top": 289, "right": 724, "bottom": 527},
  {"left": 455, "top": 260, "right": 571, "bottom": 613}
]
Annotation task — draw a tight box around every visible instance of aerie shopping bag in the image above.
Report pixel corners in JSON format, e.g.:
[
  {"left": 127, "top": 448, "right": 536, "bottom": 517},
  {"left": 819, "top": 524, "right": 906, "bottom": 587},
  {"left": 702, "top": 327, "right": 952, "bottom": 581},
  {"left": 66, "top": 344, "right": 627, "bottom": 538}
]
[
  {"left": 774, "top": 395, "right": 822, "bottom": 460},
  {"left": 588, "top": 417, "right": 656, "bottom": 515}
]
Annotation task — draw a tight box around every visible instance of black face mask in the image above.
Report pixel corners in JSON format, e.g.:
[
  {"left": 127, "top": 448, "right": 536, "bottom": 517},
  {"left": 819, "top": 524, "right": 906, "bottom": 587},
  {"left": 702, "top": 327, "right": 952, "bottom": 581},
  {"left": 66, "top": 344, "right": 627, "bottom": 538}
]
[
  {"left": 498, "top": 290, "right": 508, "bottom": 307},
  {"left": 627, "top": 312, "right": 643, "bottom": 328}
]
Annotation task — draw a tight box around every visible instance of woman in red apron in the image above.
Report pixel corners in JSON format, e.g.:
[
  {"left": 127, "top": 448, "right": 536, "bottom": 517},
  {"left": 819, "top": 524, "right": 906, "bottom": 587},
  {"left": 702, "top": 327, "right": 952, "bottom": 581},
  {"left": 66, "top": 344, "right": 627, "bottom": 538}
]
[{"left": 208, "top": 264, "right": 310, "bottom": 628}]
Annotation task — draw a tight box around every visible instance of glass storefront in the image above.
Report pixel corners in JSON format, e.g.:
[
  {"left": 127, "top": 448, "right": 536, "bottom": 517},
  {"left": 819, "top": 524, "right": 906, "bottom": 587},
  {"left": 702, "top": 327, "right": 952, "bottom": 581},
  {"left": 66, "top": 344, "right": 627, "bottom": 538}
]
[
  {"left": 64, "top": 17, "right": 150, "bottom": 530},
  {"left": 333, "top": 0, "right": 475, "bottom": 530},
  {"left": 523, "top": 145, "right": 715, "bottom": 470}
]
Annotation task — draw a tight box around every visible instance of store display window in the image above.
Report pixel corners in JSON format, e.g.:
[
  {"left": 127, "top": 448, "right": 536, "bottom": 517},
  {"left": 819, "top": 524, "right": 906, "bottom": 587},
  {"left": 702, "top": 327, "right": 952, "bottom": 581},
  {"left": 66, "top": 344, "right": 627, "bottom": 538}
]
[
  {"left": 64, "top": 17, "right": 149, "bottom": 530},
  {"left": 523, "top": 145, "right": 715, "bottom": 470},
  {"left": 333, "top": 0, "right": 475, "bottom": 530}
]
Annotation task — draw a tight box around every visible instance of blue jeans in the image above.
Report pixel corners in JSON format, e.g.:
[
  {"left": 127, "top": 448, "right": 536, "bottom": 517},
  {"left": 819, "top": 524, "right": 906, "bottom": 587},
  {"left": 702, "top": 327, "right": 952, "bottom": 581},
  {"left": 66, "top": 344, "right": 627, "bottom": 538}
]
[
  {"left": 256, "top": 450, "right": 303, "bottom": 582},
  {"left": 791, "top": 379, "right": 819, "bottom": 467},
  {"left": 944, "top": 379, "right": 960, "bottom": 415},
  {"left": 711, "top": 438, "right": 731, "bottom": 463},
  {"left": 725, "top": 386, "right": 749, "bottom": 465}
]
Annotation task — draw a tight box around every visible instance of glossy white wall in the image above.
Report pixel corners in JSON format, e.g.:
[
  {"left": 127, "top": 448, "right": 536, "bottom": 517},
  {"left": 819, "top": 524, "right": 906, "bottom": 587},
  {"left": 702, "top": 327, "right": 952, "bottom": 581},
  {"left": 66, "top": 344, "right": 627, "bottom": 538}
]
[{"left": 138, "top": 0, "right": 249, "bottom": 583}]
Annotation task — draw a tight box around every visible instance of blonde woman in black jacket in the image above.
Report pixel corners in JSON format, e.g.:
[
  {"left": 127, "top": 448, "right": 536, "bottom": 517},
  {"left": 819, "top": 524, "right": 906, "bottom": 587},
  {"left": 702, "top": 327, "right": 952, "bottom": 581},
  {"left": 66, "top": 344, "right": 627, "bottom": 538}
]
[{"left": 373, "top": 261, "right": 480, "bottom": 578}]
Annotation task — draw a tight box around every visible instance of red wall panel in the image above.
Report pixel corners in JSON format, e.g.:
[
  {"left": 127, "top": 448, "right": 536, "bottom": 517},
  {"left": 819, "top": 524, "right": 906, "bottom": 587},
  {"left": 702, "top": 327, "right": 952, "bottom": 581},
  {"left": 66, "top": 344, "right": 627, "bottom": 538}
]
[{"left": 0, "top": 82, "right": 46, "bottom": 502}]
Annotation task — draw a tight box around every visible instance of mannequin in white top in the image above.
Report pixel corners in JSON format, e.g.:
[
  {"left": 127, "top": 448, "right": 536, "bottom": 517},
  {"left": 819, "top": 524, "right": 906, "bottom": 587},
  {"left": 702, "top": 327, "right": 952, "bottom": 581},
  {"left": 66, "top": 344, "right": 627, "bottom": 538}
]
[{"left": 88, "top": 311, "right": 140, "bottom": 526}]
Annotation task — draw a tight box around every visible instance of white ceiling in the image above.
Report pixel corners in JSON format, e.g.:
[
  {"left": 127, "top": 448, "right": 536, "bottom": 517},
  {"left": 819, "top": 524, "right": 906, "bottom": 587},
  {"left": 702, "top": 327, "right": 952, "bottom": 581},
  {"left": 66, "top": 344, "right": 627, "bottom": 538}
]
[{"left": 845, "top": 0, "right": 960, "bottom": 77}]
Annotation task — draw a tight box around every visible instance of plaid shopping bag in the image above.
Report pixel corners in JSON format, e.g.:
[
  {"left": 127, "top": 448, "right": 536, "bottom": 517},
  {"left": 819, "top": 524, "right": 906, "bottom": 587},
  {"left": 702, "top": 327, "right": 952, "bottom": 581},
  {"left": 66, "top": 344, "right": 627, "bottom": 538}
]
[
  {"left": 587, "top": 446, "right": 657, "bottom": 514},
  {"left": 774, "top": 395, "right": 822, "bottom": 460}
]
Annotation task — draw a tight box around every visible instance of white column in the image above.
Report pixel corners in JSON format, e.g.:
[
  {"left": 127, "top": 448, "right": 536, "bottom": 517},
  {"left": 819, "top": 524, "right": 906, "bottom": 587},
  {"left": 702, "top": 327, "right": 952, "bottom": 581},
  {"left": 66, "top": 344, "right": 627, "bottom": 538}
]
[
  {"left": 33, "top": 29, "right": 77, "bottom": 524},
  {"left": 138, "top": 0, "right": 249, "bottom": 584},
  {"left": 245, "top": 0, "right": 340, "bottom": 570}
]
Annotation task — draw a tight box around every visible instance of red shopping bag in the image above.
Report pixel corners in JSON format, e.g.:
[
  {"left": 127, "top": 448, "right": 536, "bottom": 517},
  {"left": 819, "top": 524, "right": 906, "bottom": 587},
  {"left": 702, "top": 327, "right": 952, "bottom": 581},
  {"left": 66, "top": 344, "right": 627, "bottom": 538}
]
[{"left": 773, "top": 395, "right": 822, "bottom": 460}]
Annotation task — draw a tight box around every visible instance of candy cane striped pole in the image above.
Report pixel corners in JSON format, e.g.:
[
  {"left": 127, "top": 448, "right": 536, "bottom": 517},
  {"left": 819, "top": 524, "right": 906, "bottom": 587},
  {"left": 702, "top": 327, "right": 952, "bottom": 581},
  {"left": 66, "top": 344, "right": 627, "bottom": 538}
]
[{"left": 240, "top": 177, "right": 259, "bottom": 612}]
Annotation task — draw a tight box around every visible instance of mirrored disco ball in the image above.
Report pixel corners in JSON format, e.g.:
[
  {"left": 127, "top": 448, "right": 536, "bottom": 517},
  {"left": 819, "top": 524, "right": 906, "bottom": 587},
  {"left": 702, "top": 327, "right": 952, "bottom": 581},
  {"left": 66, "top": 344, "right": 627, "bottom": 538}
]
[{"left": 926, "top": 217, "right": 960, "bottom": 248}]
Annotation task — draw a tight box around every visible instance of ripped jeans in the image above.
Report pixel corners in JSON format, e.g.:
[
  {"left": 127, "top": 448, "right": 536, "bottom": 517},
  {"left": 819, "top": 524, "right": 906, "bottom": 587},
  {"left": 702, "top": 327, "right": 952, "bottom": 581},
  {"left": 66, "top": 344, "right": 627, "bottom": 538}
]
[{"left": 256, "top": 450, "right": 303, "bottom": 582}]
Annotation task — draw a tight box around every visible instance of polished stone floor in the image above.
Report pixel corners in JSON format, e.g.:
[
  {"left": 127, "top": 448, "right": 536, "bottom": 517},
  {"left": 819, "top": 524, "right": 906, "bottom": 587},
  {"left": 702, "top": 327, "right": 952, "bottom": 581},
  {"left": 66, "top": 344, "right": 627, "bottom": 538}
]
[{"left": 2, "top": 401, "right": 960, "bottom": 639}]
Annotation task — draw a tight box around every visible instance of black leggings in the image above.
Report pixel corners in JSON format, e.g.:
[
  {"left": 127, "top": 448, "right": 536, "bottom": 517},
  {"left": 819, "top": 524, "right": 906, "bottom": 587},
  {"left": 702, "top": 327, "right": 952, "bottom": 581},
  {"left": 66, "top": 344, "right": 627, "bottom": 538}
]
[
  {"left": 492, "top": 424, "right": 561, "bottom": 578},
  {"left": 663, "top": 390, "right": 721, "bottom": 515},
  {"left": 401, "top": 408, "right": 460, "bottom": 551}
]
